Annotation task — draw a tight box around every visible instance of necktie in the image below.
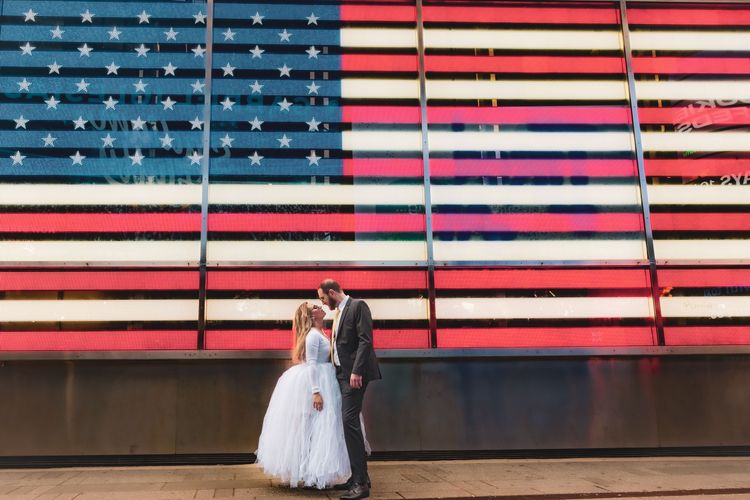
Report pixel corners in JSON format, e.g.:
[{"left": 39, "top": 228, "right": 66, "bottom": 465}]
[{"left": 331, "top": 308, "right": 341, "bottom": 364}]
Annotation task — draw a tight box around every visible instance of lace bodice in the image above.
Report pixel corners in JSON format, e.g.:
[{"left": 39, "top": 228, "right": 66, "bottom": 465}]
[{"left": 304, "top": 327, "right": 331, "bottom": 393}]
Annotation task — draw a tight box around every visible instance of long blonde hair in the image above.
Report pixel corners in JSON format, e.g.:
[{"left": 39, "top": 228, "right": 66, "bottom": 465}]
[{"left": 292, "top": 302, "right": 313, "bottom": 363}]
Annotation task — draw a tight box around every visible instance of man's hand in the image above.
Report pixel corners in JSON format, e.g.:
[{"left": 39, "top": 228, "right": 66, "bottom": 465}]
[
  {"left": 313, "top": 392, "right": 324, "bottom": 411},
  {"left": 350, "top": 373, "right": 363, "bottom": 389}
]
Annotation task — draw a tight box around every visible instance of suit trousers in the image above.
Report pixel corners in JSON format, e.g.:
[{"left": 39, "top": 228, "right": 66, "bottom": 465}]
[{"left": 337, "top": 371, "right": 369, "bottom": 485}]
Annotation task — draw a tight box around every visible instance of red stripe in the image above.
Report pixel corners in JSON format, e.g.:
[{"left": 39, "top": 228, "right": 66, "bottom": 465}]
[
  {"left": 426, "top": 55, "right": 624, "bottom": 74},
  {"left": 665, "top": 327, "right": 750, "bottom": 346},
  {"left": 639, "top": 107, "right": 750, "bottom": 126},
  {"left": 634, "top": 57, "right": 750, "bottom": 75},
  {"left": 645, "top": 159, "right": 750, "bottom": 177},
  {"left": 207, "top": 270, "right": 428, "bottom": 290},
  {"left": 340, "top": 4, "right": 416, "bottom": 21},
  {"left": 658, "top": 269, "right": 750, "bottom": 288},
  {"left": 652, "top": 213, "right": 750, "bottom": 231},
  {"left": 343, "top": 106, "right": 421, "bottom": 124},
  {"left": 209, "top": 214, "right": 425, "bottom": 232},
  {"left": 342, "top": 54, "right": 417, "bottom": 72},
  {"left": 343, "top": 158, "right": 423, "bottom": 177},
  {"left": 434, "top": 213, "right": 643, "bottom": 233},
  {"left": 423, "top": 6, "right": 619, "bottom": 24},
  {"left": 0, "top": 331, "right": 197, "bottom": 351},
  {"left": 430, "top": 158, "right": 637, "bottom": 177},
  {"left": 206, "top": 329, "right": 429, "bottom": 350},
  {"left": 0, "top": 271, "right": 199, "bottom": 291},
  {"left": 435, "top": 269, "right": 651, "bottom": 289},
  {"left": 0, "top": 214, "right": 199, "bottom": 233},
  {"left": 437, "top": 327, "right": 656, "bottom": 348},
  {"left": 628, "top": 8, "right": 750, "bottom": 26}
]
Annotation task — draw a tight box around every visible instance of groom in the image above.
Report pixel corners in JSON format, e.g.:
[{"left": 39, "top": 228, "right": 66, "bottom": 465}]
[{"left": 318, "top": 279, "right": 381, "bottom": 500}]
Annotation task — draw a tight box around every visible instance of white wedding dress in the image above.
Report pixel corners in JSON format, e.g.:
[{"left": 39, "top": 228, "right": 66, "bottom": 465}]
[{"left": 255, "top": 327, "right": 353, "bottom": 489}]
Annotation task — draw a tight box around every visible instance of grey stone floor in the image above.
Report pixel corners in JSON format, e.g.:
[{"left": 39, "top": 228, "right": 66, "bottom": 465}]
[{"left": 1, "top": 457, "right": 750, "bottom": 499}]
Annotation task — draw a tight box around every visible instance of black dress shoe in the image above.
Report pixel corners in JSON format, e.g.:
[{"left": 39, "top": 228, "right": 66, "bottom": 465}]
[
  {"left": 340, "top": 483, "right": 370, "bottom": 500},
  {"left": 334, "top": 478, "right": 370, "bottom": 491}
]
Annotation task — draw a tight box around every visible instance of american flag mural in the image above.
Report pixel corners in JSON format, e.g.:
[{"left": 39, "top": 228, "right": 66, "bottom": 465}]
[{"left": 0, "top": 0, "right": 747, "bottom": 351}]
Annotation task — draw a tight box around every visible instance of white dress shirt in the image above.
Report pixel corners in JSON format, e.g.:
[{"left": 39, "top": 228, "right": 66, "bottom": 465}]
[{"left": 332, "top": 295, "right": 349, "bottom": 367}]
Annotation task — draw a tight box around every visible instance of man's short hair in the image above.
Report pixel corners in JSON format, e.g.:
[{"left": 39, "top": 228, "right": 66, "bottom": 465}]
[{"left": 320, "top": 279, "right": 342, "bottom": 294}]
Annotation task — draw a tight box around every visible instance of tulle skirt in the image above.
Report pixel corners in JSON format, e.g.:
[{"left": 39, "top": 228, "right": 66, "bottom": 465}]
[{"left": 255, "top": 363, "right": 350, "bottom": 489}]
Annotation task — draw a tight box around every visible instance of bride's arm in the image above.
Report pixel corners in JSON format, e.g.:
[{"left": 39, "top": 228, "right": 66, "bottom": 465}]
[{"left": 305, "top": 331, "right": 324, "bottom": 411}]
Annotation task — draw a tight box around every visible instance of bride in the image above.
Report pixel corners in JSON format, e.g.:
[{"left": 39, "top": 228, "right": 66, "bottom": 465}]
[{"left": 255, "top": 302, "right": 351, "bottom": 489}]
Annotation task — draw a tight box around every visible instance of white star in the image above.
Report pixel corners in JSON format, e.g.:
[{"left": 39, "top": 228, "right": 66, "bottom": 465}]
[
  {"left": 14, "top": 115, "right": 29, "bottom": 129},
  {"left": 192, "top": 45, "right": 206, "bottom": 57},
  {"left": 137, "top": 10, "right": 151, "bottom": 24},
  {"left": 306, "top": 46, "right": 320, "bottom": 59},
  {"left": 277, "top": 98, "right": 293, "bottom": 111},
  {"left": 78, "top": 43, "right": 93, "bottom": 57},
  {"left": 20, "top": 42, "right": 35, "bottom": 55},
  {"left": 48, "top": 61, "right": 62, "bottom": 74},
  {"left": 306, "top": 81, "right": 320, "bottom": 94},
  {"left": 101, "top": 134, "right": 116, "bottom": 147},
  {"left": 161, "top": 96, "right": 177, "bottom": 110},
  {"left": 10, "top": 151, "right": 26, "bottom": 166},
  {"left": 251, "top": 12, "right": 264, "bottom": 25},
  {"left": 248, "top": 117, "right": 264, "bottom": 130},
  {"left": 277, "top": 134, "right": 292, "bottom": 148},
  {"left": 17, "top": 78, "right": 31, "bottom": 92},
  {"left": 42, "top": 134, "right": 57, "bottom": 147},
  {"left": 73, "top": 116, "right": 88, "bottom": 130},
  {"left": 130, "top": 116, "right": 147, "bottom": 130},
  {"left": 75, "top": 79, "right": 90, "bottom": 93},
  {"left": 220, "top": 134, "right": 235, "bottom": 148},
  {"left": 23, "top": 9, "right": 37, "bottom": 22},
  {"left": 164, "top": 28, "right": 179, "bottom": 40},
  {"left": 306, "top": 13, "right": 320, "bottom": 25},
  {"left": 191, "top": 80, "right": 206, "bottom": 93},
  {"left": 107, "top": 27, "right": 122, "bottom": 40},
  {"left": 188, "top": 151, "right": 203, "bottom": 165},
  {"left": 50, "top": 26, "right": 64, "bottom": 39},
  {"left": 223, "top": 28, "right": 236, "bottom": 41},
  {"left": 306, "top": 150, "right": 321, "bottom": 166},
  {"left": 278, "top": 64, "right": 292, "bottom": 77},
  {"left": 162, "top": 62, "right": 177, "bottom": 76},
  {"left": 249, "top": 80, "right": 263, "bottom": 94},
  {"left": 306, "top": 117, "right": 321, "bottom": 131},
  {"left": 221, "top": 63, "right": 236, "bottom": 76},
  {"left": 278, "top": 29, "right": 292, "bottom": 42},
  {"left": 134, "top": 44, "right": 150, "bottom": 57},
  {"left": 103, "top": 96, "right": 118, "bottom": 110},
  {"left": 129, "top": 149, "right": 145, "bottom": 165},
  {"left": 193, "top": 11, "right": 207, "bottom": 24},
  {"left": 105, "top": 61, "right": 120, "bottom": 75},
  {"left": 133, "top": 79, "right": 148, "bottom": 93},
  {"left": 248, "top": 151, "right": 264, "bottom": 165},
  {"left": 189, "top": 117, "right": 204, "bottom": 130},
  {"left": 80, "top": 9, "right": 95, "bottom": 23},
  {"left": 70, "top": 151, "right": 86, "bottom": 165},
  {"left": 249, "top": 45, "right": 264, "bottom": 59},
  {"left": 220, "top": 97, "right": 235, "bottom": 110},
  {"left": 160, "top": 134, "right": 174, "bottom": 149},
  {"left": 44, "top": 96, "right": 60, "bottom": 109}
]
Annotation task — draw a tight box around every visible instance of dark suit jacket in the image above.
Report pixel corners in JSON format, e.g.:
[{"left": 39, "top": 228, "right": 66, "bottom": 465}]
[{"left": 334, "top": 297, "right": 382, "bottom": 382}]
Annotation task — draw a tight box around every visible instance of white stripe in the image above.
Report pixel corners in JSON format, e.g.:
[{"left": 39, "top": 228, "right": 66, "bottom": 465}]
[
  {"left": 0, "top": 300, "right": 198, "bottom": 322},
  {"left": 436, "top": 297, "right": 651, "bottom": 319},
  {"left": 636, "top": 81, "right": 750, "bottom": 102},
  {"left": 207, "top": 241, "right": 427, "bottom": 262},
  {"left": 434, "top": 240, "right": 646, "bottom": 261},
  {"left": 208, "top": 184, "right": 424, "bottom": 205},
  {"left": 343, "top": 131, "right": 633, "bottom": 152},
  {"left": 655, "top": 240, "right": 750, "bottom": 260},
  {"left": 661, "top": 297, "right": 750, "bottom": 318},
  {"left": 643, "top": 132, "right": 750, "bottom": 152},
  {"left": 431, "top": 185, "right": 642, "bottom": 205},
  {"left": 0, "top": 241, "right": 200, "bottom": 263},
  {"left": 631, "top": 31, "right": 750, "bottom": 51},
  {"left": 341, "top": 79, "right": 419, "bottom": 99},
  {"left": 0, "top": 184, "right": 201, "bottom": 206},
  {"left": 207, "top": 298, "right": 428, "bottom": 321},
  {"left": 649, "top": 185, "right": 750, "bottom": 205},
  {"left": 340, "top": 28, "right": 417, "bottom": 48}
]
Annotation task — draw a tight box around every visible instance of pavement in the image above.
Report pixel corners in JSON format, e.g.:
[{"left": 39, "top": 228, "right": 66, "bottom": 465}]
[{"left": 1, "top": 456, "right": 750, "bottom": 499}]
